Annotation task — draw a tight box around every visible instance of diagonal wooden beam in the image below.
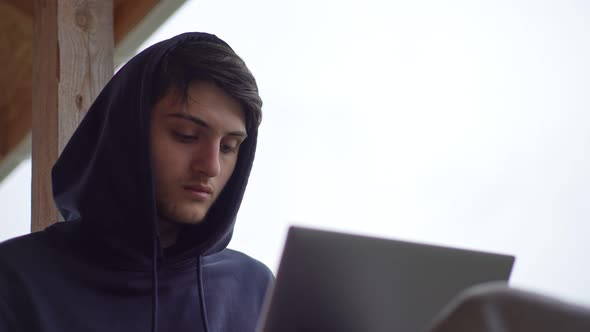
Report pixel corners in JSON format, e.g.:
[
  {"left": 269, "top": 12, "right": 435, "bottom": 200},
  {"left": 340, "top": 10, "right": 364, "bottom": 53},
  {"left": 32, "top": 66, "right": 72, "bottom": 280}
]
[
  {"left": 0, "top": 2, "right": 33, "bottom": 181},
  {"left": 114, "top": 0, "right": 158, "bottom": 45}
]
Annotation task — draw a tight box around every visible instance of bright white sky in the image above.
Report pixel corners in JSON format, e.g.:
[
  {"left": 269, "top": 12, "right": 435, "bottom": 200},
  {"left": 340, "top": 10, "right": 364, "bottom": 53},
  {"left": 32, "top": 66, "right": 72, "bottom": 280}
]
[{"left": 1, "top": 0, "right": 590, "bottom": 307}]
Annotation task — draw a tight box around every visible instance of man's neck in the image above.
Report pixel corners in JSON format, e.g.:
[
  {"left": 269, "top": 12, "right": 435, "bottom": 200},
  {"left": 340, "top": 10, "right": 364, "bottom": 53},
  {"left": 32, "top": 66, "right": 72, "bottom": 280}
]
[{"left": 158, "top": 219, "right": 180, "bottom": 248}]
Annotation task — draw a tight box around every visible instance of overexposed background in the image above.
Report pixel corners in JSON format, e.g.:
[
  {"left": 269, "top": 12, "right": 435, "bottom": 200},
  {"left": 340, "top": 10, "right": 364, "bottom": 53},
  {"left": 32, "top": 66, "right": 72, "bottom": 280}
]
[{"left": 2, "top": 0, "right": 589, "bottom": 306}]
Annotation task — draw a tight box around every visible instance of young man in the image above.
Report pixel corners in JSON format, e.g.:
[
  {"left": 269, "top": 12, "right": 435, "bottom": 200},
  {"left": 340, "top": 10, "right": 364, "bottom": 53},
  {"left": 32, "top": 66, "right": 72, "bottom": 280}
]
[{"left": 0, "top": 32, "right": 272, "bottom": 332}]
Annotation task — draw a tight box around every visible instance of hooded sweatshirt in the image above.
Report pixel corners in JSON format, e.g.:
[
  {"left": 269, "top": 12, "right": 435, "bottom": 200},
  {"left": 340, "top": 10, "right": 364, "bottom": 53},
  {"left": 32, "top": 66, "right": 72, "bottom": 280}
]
[{"left": 0, "top": 32, "right": 273, "bottom": 332}]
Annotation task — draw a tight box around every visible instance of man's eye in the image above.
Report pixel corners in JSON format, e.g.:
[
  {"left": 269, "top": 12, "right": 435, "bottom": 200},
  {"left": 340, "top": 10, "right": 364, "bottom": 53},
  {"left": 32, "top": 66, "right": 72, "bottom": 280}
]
[
  {"left": 220, "top": 143, "right": 238, "bottom": 154},
  {"left": 173, "top": 132, "right": 198, "bottom": 142}
]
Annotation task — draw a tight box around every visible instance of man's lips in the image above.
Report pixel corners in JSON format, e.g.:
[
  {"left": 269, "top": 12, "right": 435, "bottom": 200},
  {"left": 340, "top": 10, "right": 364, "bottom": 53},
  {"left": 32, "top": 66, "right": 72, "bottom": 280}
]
[{"left": 182, "top": 185, "right": 213, "bottom": 200}]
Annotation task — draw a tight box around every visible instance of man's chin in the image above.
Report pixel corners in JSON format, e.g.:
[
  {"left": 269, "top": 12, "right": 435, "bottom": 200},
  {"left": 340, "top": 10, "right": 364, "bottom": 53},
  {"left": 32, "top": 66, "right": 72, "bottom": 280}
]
[
  {"left": 170, "top": 215, "right": 206, "bottom": 225},
  {"left": 158, "top": 209, "right": 208, "bottom": 225}
]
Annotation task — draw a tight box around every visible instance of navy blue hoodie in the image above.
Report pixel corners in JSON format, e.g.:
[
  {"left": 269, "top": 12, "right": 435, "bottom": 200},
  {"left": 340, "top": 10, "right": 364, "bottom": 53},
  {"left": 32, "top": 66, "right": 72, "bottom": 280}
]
[{"left": 0, "top": 32, "right": 273, "bottom": 332}]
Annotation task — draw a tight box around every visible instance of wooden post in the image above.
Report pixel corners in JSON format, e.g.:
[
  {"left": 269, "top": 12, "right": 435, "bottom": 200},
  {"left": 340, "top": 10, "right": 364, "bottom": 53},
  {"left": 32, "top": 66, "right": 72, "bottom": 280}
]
[{"left": 32, "top": 0, "right": 113, "bottom": 232}]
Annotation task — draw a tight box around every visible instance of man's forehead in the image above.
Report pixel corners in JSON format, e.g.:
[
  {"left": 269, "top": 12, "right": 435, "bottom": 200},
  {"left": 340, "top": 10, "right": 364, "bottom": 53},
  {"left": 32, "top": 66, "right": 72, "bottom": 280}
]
[{"left": 154, "top": 82, "right": 246, "bottom": 133}]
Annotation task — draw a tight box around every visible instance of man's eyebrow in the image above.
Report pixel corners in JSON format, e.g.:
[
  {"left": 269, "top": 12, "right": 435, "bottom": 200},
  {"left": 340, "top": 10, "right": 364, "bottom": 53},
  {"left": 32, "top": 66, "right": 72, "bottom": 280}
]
[{"left": 166, "top": 113, "right": 247, "bottom": 138}]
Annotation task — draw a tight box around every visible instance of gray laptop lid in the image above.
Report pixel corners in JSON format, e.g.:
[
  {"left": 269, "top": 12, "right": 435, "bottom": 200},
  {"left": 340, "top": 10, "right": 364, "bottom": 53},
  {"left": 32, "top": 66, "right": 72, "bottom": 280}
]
[{"left": 258, "top": 226, "right": 515, "bottom": 332}]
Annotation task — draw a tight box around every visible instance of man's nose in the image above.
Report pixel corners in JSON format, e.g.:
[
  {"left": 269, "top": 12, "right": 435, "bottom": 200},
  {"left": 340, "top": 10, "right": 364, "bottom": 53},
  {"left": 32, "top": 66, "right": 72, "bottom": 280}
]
[{"left": 192, "top": 142, "right": 221, "bottom": 177}]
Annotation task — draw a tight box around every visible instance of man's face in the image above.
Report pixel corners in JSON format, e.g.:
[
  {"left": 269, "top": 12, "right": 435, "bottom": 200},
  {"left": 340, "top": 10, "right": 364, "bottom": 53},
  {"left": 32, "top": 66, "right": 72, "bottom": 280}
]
[{"left": 150, "top": 81, "right": 246, "bottom": 225}]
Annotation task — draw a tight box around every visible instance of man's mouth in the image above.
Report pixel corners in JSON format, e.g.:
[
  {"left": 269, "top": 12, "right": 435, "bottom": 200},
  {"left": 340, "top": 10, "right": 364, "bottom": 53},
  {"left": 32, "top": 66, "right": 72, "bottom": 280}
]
[{"left": 182, "top": 185, "right": 213, "bottom": 200}]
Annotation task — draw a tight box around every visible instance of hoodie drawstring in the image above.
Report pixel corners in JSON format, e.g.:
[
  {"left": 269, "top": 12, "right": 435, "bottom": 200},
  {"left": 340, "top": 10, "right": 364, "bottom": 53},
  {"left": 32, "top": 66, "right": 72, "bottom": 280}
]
[
  {"left": 152, "top": 236, "right": 159, "bottom": 332},
  {"left": 150, "top": 241, "right": 209, "bottom": 332},
  {"left": 197, "top": 255, "right": 210, "bottom": 332}
]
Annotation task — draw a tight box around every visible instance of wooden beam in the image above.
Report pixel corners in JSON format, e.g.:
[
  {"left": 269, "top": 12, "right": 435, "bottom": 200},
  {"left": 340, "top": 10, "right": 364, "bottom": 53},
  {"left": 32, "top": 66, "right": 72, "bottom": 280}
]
[
  {"left": 32, "top": 0, "right": 113, "bottom": 232},
  {"left": 114, "top": 0, "right": 187, "bottom": 68},
  {"left": 1, "top": 0, "right": 34, "bottom": 17},
  {"left": 113, "top": 0, "right": 158, "bottom": 46},
  {"left": 32, "top": 0, "right": 58, "bottom": 232},
  {"left": 0, "top": 3, "right": 32, "bottom": 179}
]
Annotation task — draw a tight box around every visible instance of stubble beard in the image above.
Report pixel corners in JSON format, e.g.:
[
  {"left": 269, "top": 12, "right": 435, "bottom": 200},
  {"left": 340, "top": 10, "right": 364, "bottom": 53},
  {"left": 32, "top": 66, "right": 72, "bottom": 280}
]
[{"left": 156, "top": 199, "right": 209, "bottom": 225}]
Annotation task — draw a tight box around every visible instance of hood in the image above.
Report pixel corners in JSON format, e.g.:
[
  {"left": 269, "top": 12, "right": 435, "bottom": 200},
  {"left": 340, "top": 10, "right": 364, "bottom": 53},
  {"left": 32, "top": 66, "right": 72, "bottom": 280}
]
[{"left": 51, "top": 32, "right": 258, "bottom": 263}]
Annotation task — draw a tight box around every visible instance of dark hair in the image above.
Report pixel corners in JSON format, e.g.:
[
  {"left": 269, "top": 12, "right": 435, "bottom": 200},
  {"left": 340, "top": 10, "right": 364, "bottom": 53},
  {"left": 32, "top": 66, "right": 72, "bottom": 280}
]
[{"left": 153, "top": 38, "right": 262, "bottom": 130}]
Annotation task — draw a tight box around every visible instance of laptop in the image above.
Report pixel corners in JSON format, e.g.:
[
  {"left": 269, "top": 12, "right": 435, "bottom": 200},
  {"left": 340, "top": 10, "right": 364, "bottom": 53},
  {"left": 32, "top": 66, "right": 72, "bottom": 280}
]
[{"left": 257, "top": 226, "right": 515, "bottom": 332}]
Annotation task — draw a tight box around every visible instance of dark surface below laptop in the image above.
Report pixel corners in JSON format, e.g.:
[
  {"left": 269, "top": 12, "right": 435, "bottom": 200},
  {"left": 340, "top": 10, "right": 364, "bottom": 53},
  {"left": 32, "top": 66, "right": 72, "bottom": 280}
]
[{"left": 258, "top": 226, "right": 515, "bottom": 332}]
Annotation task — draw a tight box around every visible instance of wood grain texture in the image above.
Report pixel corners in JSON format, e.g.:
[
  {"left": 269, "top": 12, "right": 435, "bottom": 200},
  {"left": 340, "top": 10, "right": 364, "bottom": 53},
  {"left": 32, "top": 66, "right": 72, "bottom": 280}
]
[
  {"left": 57, "top": 0, "right": 113, "bottom": 150},
  {"left": 32, "top": 0, "right": 113, "bottom": 232},
  {"left": 32, "top": 0, "right": 59, "bottom": 232},
  {"left": 1, "top": 0, "right": 153, "bottom": 181}
]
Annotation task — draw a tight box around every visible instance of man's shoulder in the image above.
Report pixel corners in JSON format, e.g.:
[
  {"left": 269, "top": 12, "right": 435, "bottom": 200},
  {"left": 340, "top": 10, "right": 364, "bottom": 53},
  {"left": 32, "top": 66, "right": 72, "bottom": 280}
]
[
  {"left": 0, "top": 223, "right": 77, "bottom": 269},
  {"left": 204, "top": 248, "right": 274, "bottom": 280},
  {"left": 202, "top": 249, "right": 274, "bottom": 305},
  {"left": 0, "top": 231, "right": 55, "bottom": 292},
  {"left": 0, "top": 231, "right": 64, "bottom": 281},
  {"left": 1, "top": 220, "right": 80, "bottom": 252},
  {"left": 0, "top": 231, "right": 49, "bottom": 261}
]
